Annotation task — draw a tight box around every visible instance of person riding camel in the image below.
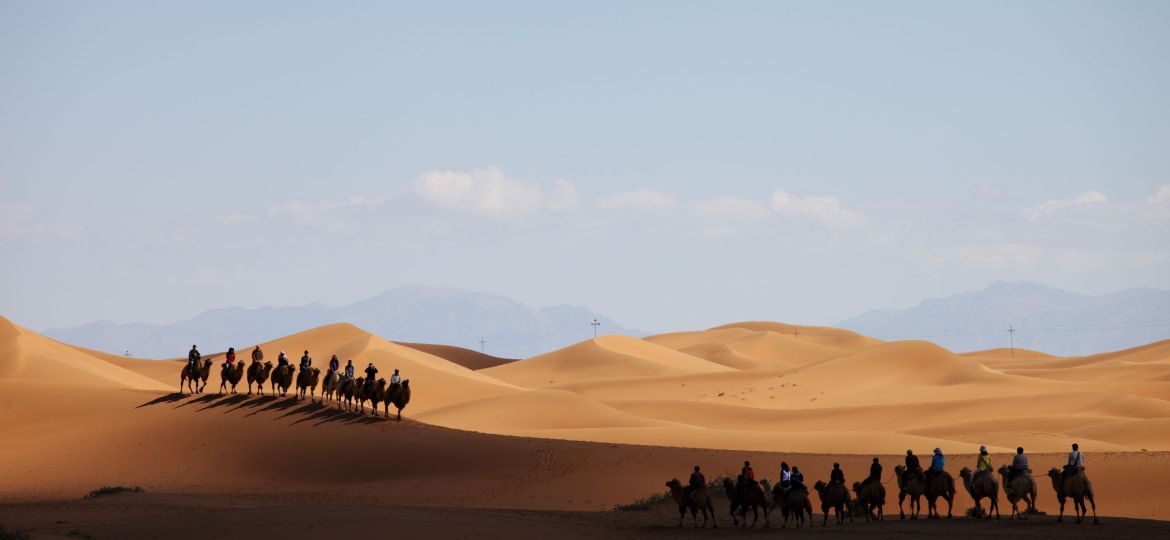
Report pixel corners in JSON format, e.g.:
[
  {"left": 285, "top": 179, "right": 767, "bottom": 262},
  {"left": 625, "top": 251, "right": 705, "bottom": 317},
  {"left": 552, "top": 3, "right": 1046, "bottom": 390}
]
[
  {"left": 904, "top": 450, "right": 923, "bottom": 484},
  {"left": 251, "top": 345, "right": 263, "bottom": 363},
  {"left": 926, "top": 448, "right": 945, "bottom": 482},
  {"left": 829, "top": 462, "right": 846, "bottom": 485},
  {"left": 976, "top": 445, "right": 993, "bottom": 480},
  {"left": 299, "top": 350, "right": 312, "bottom": 371},
  {"left": 343, "top": 360, "right": 355, "bottom": 381},
  {"left": 1009, "top": 447, "right": 1029, "bottom": 484},
  {"left": 779, "top": 461, "right": 792, "bottom": 492},
  {"left": 390, "top": 368, "right": 401, "bottom": 385},
  {"left": 364, "top": 362, "right": 378, "bottom": 391},
  {"left": 790, "top": 466, "right": 807, "bottom": 493},
  {"left": 187, "top": 345, "right": 201, "bottom": 374},
  {"left": 863, "top": 457, "right": 882, "bottom": 487},
  {"left": 686, "top": 465, "right": 706, "bottom": 498},
  {"left": 224, "top": 347, "right": 236, "bottom": 367},
  {"left": 1064, "top": 443, "right": 1085, "bottom": 480},
  {"left": 328, "top": 354, "right": 340, "bottom": 374},
  {"left": 740, "top": 460, "right": 756, "bottom": 483}
]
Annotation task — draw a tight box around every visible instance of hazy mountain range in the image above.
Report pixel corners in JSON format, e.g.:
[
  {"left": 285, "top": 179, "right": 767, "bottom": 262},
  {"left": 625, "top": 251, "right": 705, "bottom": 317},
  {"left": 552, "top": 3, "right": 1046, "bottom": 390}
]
[
  {"left": 838, "top": 282, "right": 1170, "bottom": 356},
  {"left": 42, "top": 282, "right": 1170, "bottom": 360},
  {"left": 43, "top": 285, "right": 642, "bottom": 359}
]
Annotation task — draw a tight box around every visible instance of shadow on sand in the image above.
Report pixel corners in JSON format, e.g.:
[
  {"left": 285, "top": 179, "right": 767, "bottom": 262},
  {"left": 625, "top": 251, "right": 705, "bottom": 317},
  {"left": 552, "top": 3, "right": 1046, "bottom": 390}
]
[{"left": 136, "top": 390, "right": 400, "bottom": 427}]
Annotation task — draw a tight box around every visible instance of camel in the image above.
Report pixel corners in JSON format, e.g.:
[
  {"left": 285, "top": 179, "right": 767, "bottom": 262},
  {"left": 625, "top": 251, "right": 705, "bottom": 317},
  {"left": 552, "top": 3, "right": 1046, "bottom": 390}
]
[
  {"left": 721, "top": 477, "right": 769, "bottom": 528},
  {"left": 321, "top": 370, "right": 340, "bottom": 404},
  {"left": 218, "top": 361, "right": 246, "bottom": 394},
  {"left": 355, "top": 377, "right": 372, "bottom": 413},
  {"left": 180, "top": 359, "right": 212, "bottom": 394},
  {"left": 771, "top": 483, "right": 813, "bottom": 529},
  {"left": 665, "top": 479, "right": 717, "bottom": 528},
  {"left": 271, "top": 364, "right": 295, "bottom": 396},
  {"left": 1047, "top": 467, "right": 1098, "bottom": 524},
  {"left": 338, "top": 377, "right": 357, "bottom": 411},
  {"left": 924, "top": 470, "right": 955, "bottom": 519},
  {"left": 997, "top": 465, "right": 1038, "bottom": 519},
  {"left": 814, "top": 480, "right": 854, "bottom": 526},
  {"left": 247, "top": 361, "right": 272, "bottom": 395},
  {"left": 959, "top": 467, "right": 1000, "bottom": 520},
  {"left": 366, "top": 378, "right": 388, "bottom": 415},
  {"left": 296, "top": 367, "right": 321, "bottom": 401},
  {"left": 386, "top": 379, "right": 412, "bottom": 420},
  {"left": 894, "top": 465, "right": 924, "bottom": 520},
  {"left": 852, "top": 481, "right": 886, "bottom": 522}
]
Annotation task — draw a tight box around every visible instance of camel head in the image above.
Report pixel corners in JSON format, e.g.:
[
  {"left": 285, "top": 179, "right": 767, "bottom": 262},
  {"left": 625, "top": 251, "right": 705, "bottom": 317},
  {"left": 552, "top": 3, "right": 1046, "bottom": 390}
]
[
  {"left": 1046, "top": 467, "right": 1062, "bottom": 480},
  {"left": 997, "top": 464, "right": 1011, "bottom": 476},
  {"left": 666, "top": 478, "right": 682, "bottom": 490},
  {"left": 402, "top": 379, "right": 410, "bottom": 388},
  {"left": 959, "top": 467, "right": 972, "bottom": 479},
  {"left": 722, "top": 477, "right": 735, "bottom": 489},
  {"left": 813, "top": 480, "right": 827, "bottom": 493},
  {"left": 852, "top": 481, "right": 862, "bottom": 494}
]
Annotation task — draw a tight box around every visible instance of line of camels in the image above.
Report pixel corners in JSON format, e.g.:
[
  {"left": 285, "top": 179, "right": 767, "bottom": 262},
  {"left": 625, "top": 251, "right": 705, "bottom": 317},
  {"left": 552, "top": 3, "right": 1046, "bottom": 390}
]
[
  {"left": 667, "top": 463, "right": 1098, "bottom": 529},
  {"left": 178, "top": 358, "right": 412, "bottom": 420}
]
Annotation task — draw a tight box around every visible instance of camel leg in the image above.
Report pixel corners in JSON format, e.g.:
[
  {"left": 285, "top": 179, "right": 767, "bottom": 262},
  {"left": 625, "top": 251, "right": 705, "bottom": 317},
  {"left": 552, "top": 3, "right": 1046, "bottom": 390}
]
[
  {"left": 1057, "top": 497, "right": 1065, "bottom": 522},
  {"left": 750, "top": 506, "right": 758, "bottom": 528},
  {"left": 677, "top": 506, "right": 685, "bottom": 527},
  {"left": 898, "top": 492, "right": 906, "bottom": 520},
  {"left": 1087, "top": 493, "right": 1099, "bottom": 524}
]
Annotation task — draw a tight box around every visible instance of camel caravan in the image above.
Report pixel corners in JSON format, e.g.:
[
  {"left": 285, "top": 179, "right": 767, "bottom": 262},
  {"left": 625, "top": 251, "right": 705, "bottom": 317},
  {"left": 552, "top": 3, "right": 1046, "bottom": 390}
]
[
  {"left": 665, "top": 445, "right": 1099, "bottom": 529},
  {"left": 180, "top": 345, "right": 412, "bottom": 419}
]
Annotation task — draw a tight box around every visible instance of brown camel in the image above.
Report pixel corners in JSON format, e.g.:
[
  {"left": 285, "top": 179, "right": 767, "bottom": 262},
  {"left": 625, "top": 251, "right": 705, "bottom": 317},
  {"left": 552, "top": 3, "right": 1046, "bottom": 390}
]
[
  {"left": 368, "top": 378, "right": 389, "bottom": 415},
  {"left": 322, "top": 370, "right": 340, "bottom": 404},
  {"left": 894, "top": 465, "right": 924, "bottom": 520},
  {"left": 180, "top": 359, "right": 212, "bottom": 394},
  {"left": 271, "top": 364, "right": 295, "bottom": 396},
  {"left": 386, "top": 379, "right": 412, "bottom": 420},
  {"left": 1047, "top": 467, "right": 1098, "bottom": 524},
  {"left": 997, "top": 464, "right": 1038, "bottom": 519},
  {"left": 247, "top": 361, "right": 272, "bottom": 395},
  {"left": 814, "top": 480, "right": 854, "bottom": 526},
  {"left": 771, "top": 483, "right": 813, "bottom": 529},
  {"left": 959, "top": 467, "right": 1000, "bottom": 519},
  {"left": 219, "top": 361, "right": 246, "bottom": 394},
  {"left": 852, "top": 481, "right": 886, "bottom": 522},
  {"left": 721, "top": 477, "right": 769, "bottom": 528},
  {"left": 338, "top": 377, "right": 357, "bottom": 411},
  {"left": 355, "top": 376, "right": 373, "bottom": 412},
  {"left": 665, "top": 479, "right": 717, "bottom": 528},
  {"left": 296, "top": 367, "right": 321, "bottom": 401},
  {"left": 924, "top": 470, "right": 955, "bottom": 519}
]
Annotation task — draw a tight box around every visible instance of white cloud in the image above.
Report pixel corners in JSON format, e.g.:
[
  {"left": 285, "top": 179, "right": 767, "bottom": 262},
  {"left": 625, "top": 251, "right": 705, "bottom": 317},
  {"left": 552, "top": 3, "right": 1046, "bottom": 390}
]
[
  {"left": 0, "top": 202, "right": 82, "bottom": 239},
  {"left": 690, "top": 196, "right": 768, "bottom": 221},
  {"left": 546, "top": 179, "right": 582, "bottom": 212},
  {"left": 413, "top": 166, "right": 552, "bottom": 218},
  {"left": 1022, "top": 191, "right": 1108, "bottom": 221},
  {"left": 1145, "top": 184, "right": 1170, "bottom": 204},
  {"left": 595, "top": 188, "right": 678, "bottom": 215},
  {"left": 768, "top": 188, "right": 864, "bottom": 228}
]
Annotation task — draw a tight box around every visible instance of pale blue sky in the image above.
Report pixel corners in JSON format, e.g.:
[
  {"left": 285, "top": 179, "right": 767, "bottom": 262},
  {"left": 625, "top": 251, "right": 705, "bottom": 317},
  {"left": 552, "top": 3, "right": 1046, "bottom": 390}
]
[{"left": 2, "top": 0, "right": 1169, "bottom": 332}]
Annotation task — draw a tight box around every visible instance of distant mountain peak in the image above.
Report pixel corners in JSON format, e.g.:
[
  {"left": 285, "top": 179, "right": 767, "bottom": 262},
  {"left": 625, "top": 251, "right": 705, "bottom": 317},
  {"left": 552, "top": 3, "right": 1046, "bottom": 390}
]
[{"left": 840, "top": 282, "right": 1170, "bottom": 356}]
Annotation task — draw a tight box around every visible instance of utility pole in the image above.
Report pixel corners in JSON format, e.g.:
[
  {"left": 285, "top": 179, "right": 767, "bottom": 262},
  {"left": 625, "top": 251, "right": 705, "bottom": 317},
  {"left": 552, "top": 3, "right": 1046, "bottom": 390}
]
[
  {"left": 793, "top": 327, "right": 800, "bottom": 340},
  {"left": 479, "top": 337, "right": 486, "bottom": 353},
  {"left": 591, "top": 319, "right": 601, "bottom": 338},
  {"left": 1008, "top": 325, "right": 1016, "bottom": 359}
]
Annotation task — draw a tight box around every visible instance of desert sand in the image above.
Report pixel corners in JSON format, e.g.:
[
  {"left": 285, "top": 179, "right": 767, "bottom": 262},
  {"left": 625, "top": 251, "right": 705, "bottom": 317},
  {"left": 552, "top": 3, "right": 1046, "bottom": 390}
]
[{"left": 2, "top": 314, "right": 1169, "bottom": 537}]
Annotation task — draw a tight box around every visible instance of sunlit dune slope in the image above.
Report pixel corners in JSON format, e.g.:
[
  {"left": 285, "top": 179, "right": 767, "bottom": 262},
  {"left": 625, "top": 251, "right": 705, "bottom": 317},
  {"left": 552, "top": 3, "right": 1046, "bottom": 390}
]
[
  {"left": 0, "top": 316, "right": 170, "bottom": 391},
  {"left": 480, "top": 334, "right": 732, "bottom": 388}
]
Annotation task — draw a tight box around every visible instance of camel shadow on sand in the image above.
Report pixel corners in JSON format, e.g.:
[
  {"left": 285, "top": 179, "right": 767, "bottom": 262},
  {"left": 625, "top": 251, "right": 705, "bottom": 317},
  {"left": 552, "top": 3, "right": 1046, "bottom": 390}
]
[
  {"left": 136, "top": 393, "right": 186, "bottom": 408},
  {"left": 137, "top": 392, "right": 399, "bottom": 427}
]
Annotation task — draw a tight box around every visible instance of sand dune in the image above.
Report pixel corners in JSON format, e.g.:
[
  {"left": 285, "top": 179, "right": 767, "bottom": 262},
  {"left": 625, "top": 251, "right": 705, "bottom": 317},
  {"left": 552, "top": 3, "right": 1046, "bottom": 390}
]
[
  {"left": 481, "top": 334, "right": 732, "bottom": 388},
  {"left": 0, "top": 316, "right": 170, "bottom": 391},
  {"left": 397, "top": 341, "right": 515, "bottom": 370},
  {"left": 3, "top": 315, "right": 1170, "bottom": 525}
]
